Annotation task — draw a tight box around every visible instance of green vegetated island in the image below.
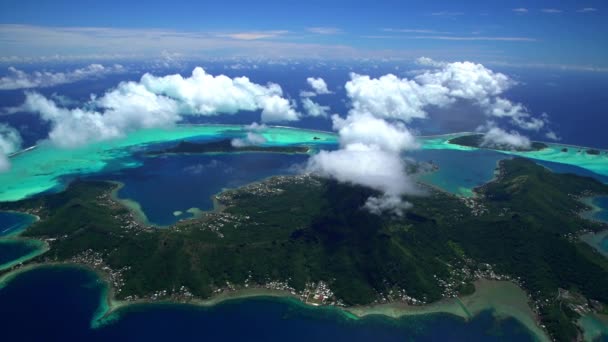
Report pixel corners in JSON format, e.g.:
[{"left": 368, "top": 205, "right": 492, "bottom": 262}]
[
  {"left": 2, "top": 147, "right": 608, "bottom": 341},
  {"left": 449, "top": 133, "right": 607, "bottom": 156},
  {"left": 449, "top": 134, "right": 549, "bottom": 152},
  {"left": 147, "top": 139, "right": 311, "bottom": 155}
]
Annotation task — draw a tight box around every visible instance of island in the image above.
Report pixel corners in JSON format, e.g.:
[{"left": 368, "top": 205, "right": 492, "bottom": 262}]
[
  {"left": 1, "top": 158, "right": 608, "bottom": 341},
  {"left": 146, "top": 139, "right": 310, "bottom": 155},
  {"left": 448, "top": 134, "right": 548, "bottom": 151}
]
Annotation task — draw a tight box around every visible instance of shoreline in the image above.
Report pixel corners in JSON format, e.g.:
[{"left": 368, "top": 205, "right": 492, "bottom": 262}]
[
  {"left": 9, "top": 125, "right": 607, "bottom": 158},
  {"left": 0, "top": 239, "right": 49, "bottom": 271},
  {"left": 0, "top": 262, "right": 550, "bottom": 341}
]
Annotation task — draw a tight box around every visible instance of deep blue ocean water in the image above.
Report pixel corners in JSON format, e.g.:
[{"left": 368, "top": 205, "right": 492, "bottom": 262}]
[
  {"left": 85, "top": 146, "right": 608, "bottom": 226},
  {"left": 585, "top": 196, "right": 608, "bottom": 255},
  {"left": 0, "top": 265, "right": 537, "bottom": 342},
  {"left": 588, "top": 196, "right": 608, "bottom": 224},
  {"left": 0, "top": 211, "right": 36, "bottom": 237},
  {"left": 0, "top": 212, "right": 38, "bottom": 269},
  {"left": 92, "top": 152, "right": 308, "bottom": 226},
  {"left": 0, "top": 240, "right": 38, "bottom": 268}
]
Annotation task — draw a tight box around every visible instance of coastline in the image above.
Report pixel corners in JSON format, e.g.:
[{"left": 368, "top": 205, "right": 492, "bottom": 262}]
[
  {"left": 9, "top": 125, "right": 606, "bottom": 163},
  {"left": 0, "top": 239, "right": 49, "bottom": 271},
  {"left": 0, "top": 262, "right": 550, "bottom": 341}
]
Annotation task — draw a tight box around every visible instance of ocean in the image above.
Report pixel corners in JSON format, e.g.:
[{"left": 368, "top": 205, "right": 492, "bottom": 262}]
[{"left": 0, "top": 265, "right": 537, "bottom": 342}]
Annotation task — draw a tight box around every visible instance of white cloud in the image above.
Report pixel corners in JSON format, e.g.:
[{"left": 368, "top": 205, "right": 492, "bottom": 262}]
[
  {"left": 480, "top": 97, "right": 545, "bottom": 131},
  {"left": 409, "top": 36, "right": 536, "bottom": 42},
  {"left": 17, "top": 67, "right": 299, "bottom": 148},
  {"left": 0, "top": 64, "right": 124, "bottom": 90},
  {"left": 308, "top": 58, "right": 550, "bottom": 214},
  {"left": 481, "top": 126, "right": 531, "bottom": 149},
  {"left": 332, "top": 113, "right": 418, "bottom": 152},
  {"left": 245, "top": 122, "right": 267, "bottom": 131},
  {"left": 415, "top": 60, "right": 513, "bottom": 100},
  {"left": 0, "top": 25, "right": 361, "bottom": 60},
  {"left": 345, "top": 73, "right": 449, "bottom": 122},
  {"left": 512, "top": 8, "right": 529, "bottom": 13},
  {"left": 0, "top": 124, "right": 22, "bottom": 172},
  {"left": 258, "top": 95, "right": 300, "bottom": 122},
  {"left": 300, "top": 77, "right": 332, "bottom": 115},
  {"left": 306, "top": 27, "right": 342, "bottom": 35},
  {"left": 577, "top": 8, "right": 597, "bottom": 13},
  {"left": 306, "top": 77, "right": 331, "bottom": 95},
  {"left": 306, "top": 144, "right": 419, "bottom": 200},
  {"left": 307, "top": 73, "right": 429, "bottom": 214},
  {"left": 545, "top": 130, "right": 561, "bottom": 141},
  {"left": 231, "top": 132, "right": 267, "bottom": 147},
  {"left": 301, "top": 97, "right": 330, "bottom": 117},
  {"left": 431, "top": 11, "right": 464, "bottom": 16},
  {"left": 364, "top": 194, "right": 412, "bottom": 216},
  {"left": 383, "top": 28, "right": 447, "bottom": 34},
  {"left": 541, "top": 8, "right": 563, "bottom": 14},
  {"left": 217, "top": 30, "right": 289, "bottom": 40},
  {"left": 21, "top": 87, "right": 180, "bottom": 148},
  {"left": 415, "top": 57, "right": 446, "bottom": 67}
]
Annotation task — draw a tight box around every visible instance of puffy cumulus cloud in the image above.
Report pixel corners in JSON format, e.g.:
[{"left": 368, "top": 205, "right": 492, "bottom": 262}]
[
  {"left": 0, "top": 64, "right": 124, "bottom": 90},
  {"left": 345, "top": 73, "right": 450, "bottom": 122},
  {"left": 308, "top": 58, "right": 552, "bottom": 214},
  {"left": 332, "top": 113, "right": 418, "bottom": 152},
  {"left": 415, "top": 60, "right": 513, "bottom": 100},
  {"left": 307, "top": 104, "right": 423, "bottom": 215},
  {"left": 481, "top": 126, "right": 531, "bottom": 149},
  {"left": 231, "top": 132, "right": 267, "bottom": 147},
  {"left": 258, "top": 95, "right": 299, "bottom": 122},
  {"left": 306, "top": 115, "right": 421, "bottom": 215},
  {"left": 415, "top": 57, "right": 446, "bottom": 68},
  {"left": 0, "top": 124, "right": 22, "bottom": 172},
  {"left": 350, "top": 58, "right": 548, "bottom": 132},
  {"left": 21, "top": 87, "right": 179, "bottom": 148},
  {"left": 306, "top": 77, "right": 331, "bottom": 95},
  {"left": 140, "top": 67, "right": 289, "bottom": 117},
  {"left": 301, "top": 97, "right": 330, "bottom": 117},
  {"left": 307, "top": 144, "right": 419, "bottom": 198},
  {"left": 480, "top": 97, "right": 545, "bottom": 131},
  {"left": 17, "top": 67, "right": 300, "bottom": 148}
]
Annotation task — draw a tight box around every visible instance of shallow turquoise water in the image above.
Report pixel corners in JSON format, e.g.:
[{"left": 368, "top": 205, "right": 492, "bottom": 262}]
[
  {"left": 0, "top": 125, "right": 337, "bottom": 202},
  {"left": 2, "top": 127, "right": 607, "bottom": 204},
  {"left": 407, "top": 149, "right": 505, "bottom": 197}
]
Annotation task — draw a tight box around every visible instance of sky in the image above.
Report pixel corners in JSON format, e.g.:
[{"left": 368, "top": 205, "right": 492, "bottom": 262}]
[{"left": 0, "top": 0, "right": 607, "bottom": 69}]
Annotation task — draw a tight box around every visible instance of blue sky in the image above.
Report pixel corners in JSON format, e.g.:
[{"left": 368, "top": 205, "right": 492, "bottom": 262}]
[{"left": 0, "top": 0, "right": 607, "bottom": 69}]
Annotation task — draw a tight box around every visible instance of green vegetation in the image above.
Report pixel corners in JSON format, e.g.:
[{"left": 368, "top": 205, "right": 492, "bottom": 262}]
[
  {"left": 586, "top": 149, "right": 601, "bottom": 155},
  {"left": 1, "top": 158, "right": 608, "bottom": 341},
  {"left": 147, "top": 139, "right": 309, "bottom": 155},
  {"left": 449, "top": 134, "right": 548, "bottom": 151}
]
